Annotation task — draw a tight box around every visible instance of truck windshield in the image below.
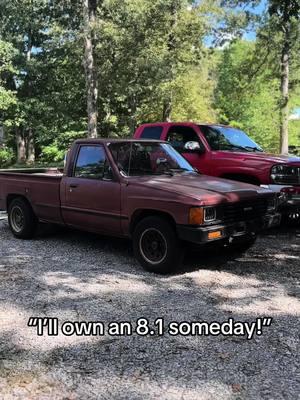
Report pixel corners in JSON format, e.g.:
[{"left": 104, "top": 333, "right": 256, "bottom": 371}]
[
  {"left": 108, "top": 142, "right": 195, "bottom": 177},
  {"left": 200, "top": 125, "right": 263, "bottom": 152}
]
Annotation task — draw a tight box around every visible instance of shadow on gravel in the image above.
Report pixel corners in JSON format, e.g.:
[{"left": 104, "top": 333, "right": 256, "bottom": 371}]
[{"left": 0, "top": 220, "right": 299, "bottom": 398}]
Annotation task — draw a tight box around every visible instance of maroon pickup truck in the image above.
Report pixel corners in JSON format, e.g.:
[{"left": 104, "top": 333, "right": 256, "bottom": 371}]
[
  {"left": 0, "top": 139, "right": 280, "bottom": 273},
  {"left": 134, "top": 123, "right": 300, "bottom": 222}
]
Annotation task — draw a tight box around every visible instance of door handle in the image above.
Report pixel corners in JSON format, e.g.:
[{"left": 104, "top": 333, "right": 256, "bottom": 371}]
[{"left": 69, "top": 184, "right": 78, "bottom": 192}]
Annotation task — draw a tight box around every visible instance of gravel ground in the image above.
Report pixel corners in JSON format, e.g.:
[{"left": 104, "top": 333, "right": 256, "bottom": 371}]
[{"left": 0, "top": 215, "right": 299, "bottom": 400}]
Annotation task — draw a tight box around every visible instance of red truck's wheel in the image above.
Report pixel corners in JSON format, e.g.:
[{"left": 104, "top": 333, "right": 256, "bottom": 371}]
[
  {"left": 133, "top": 216, "right": 184, "bottom": 273},
  {"left": 8, "top": 198, "right": 37, "bottom": 239}
]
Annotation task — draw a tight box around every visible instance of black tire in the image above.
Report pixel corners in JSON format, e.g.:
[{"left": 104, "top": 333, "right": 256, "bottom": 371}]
[
  {"left": 225, "top": 234, "right": 257, "bottom": 253},
  {"left": 8, "top": 198, "right": 38, "bottom": 239},
  {"left": 282, "top": 210, "right": 300, "bottom": 226},
  {"left": 133, "top": 216, "right": 184, "bottom": 273}
]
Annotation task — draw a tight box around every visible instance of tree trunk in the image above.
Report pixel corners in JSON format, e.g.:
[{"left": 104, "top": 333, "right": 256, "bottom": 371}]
[
  {"left": 16, "top": 129, "right": 26, "bottom": 164},
  {"left": 163, "top": 99, "right": 172, "bottom": 122},
  {"left": 279, "top": 27, "right": 290, "bottom": 155},
  {"left": 27, "top": 128, "right": 35, "bottom": 164},
  {"left": 83, "top": 0, "right": 98, "bottom": 138},
  {"left": 162, "top": 2, "right": 177, "bottom": 123},
  {"left": 25, "top": 32, "right": 35, "bottom": 162}
]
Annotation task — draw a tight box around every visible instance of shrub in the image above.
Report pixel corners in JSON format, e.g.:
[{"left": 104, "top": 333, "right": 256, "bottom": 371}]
[
  {"left": 0, "top": 146, "right": 14, "bottom": 168},
  {"left": 40, "top": 144, "right": 65, "bottom": 163}
]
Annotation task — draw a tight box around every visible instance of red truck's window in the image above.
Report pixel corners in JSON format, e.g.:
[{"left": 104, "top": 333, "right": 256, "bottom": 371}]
[
  {"left": 74, "top": 145, "right": 108, "bottom": 179},
  {"left": 140, "top": 126, "right": 163, "bottom": 139},
  {"left": 166, "top": 126, "right": 202, "bottom": 153},
  {"left": 199, "top": 125, "right": 263, "bottom": 152}
]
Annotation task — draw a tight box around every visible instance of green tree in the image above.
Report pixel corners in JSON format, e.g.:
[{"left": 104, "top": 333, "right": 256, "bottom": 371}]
[
  {"left": 83, "top": 0, "right": 98, "bottom": 138},
  {"left": 218, "top": 0, "right": 300, "bottom": 153},
  {"left": 268, "top": 0, "right": 300, "bottom": 154},
  {"left": 0, "top": 0, "right": 86, "bottom": 162},
  {"left": 215, "top": 40, "right": 281, "bottom": 152},
  {"left": 0, "top": 40, "right": 17, "bottom": 118},
  {"left": 93, "top": 0, "right": 217, "bottom": 135}
]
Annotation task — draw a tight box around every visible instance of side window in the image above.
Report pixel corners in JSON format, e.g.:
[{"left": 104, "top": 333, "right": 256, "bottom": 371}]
[
  {"left": 200, "top": 126, "right": 226, "bottom": 150},
  {"left": 74, "top": 145, "right": 111, "bottom": 180},
  {"left": 167, "top": 126, "right": 201, "bottom": 152},
  {"left": 140, "top": 126, "right": 163, "bottom": 139}
]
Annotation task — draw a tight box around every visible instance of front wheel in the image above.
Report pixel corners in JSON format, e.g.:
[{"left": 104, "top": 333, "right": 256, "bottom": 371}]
[
  {"left": 283, "top": 209, "right": 300, "bottom": 226},
  {"left": 133, "top": 216, "right": 184, "bottom": 274},
  {"left": 8, "top": 198, "right": 37, "bottom": 239}
]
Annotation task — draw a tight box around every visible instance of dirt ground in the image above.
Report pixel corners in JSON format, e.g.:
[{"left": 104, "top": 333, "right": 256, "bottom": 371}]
[{"left": 0, "top": 215, "right": 299, "bottom": 399}]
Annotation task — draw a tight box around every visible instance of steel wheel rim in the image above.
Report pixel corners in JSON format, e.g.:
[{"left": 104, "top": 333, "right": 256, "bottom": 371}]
[
  {"left": 10, "top": 206, "right": 25, "bottom": 233},
  {"left": 139, "top": 228, "right": 168, "bottom": 265},
  {"left": 288, "top": 211, "right": 300, "bottom": 222}
]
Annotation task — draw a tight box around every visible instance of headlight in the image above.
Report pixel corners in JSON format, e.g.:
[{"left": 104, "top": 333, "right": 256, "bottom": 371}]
[
  {"left": 189, "top": 207, "right": 217, "bottom": 225},
  {"left": 204, "top": 207, "right": 217, "bottom": 222}
]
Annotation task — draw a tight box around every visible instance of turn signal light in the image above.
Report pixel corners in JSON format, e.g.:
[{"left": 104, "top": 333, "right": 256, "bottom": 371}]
[
  {"left": 189, "top": 207, "right": 204, "bottom": 225},
  {"left": 208, "top": 230, "right": 222, "bottom": 240}
]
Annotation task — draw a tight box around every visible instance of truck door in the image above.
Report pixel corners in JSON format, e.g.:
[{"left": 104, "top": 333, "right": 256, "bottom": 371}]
[
  {"left": 165, "top": 125, "right": 210, "bottom": 174},
  {"left": 61, "top": 144, "right": 121, "bottom": 235}
]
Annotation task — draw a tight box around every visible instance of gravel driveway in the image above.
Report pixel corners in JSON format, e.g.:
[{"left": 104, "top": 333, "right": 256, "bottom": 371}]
[{"left": 0, "top": 215, "right": 299, "bottom": 400}]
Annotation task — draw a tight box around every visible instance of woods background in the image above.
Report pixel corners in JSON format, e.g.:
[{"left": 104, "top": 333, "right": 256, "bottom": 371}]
[{"left": 0, "top": 0, "right": 299, "bottom": 167}]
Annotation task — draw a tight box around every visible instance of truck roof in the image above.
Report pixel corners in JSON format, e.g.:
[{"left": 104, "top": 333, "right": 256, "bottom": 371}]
[
  {"left": 75, "top": 138, "right": 166, "bottom": 145},
  {"left": 137, "top": 122, "right": 234, "bottom": 128}
]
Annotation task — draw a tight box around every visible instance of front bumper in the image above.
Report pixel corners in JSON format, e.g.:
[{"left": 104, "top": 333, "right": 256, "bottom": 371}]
[
  {"left": 177, "top": 213, "right": 281, "bottom": 245},
  {"left": 261, "top": 184, "right": 300, "bottom": 214}
]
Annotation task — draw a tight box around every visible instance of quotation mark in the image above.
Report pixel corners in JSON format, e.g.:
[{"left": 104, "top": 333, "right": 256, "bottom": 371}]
[
  {"left": 27, "top": 317, "right": 58, "bottom": 336},
  {"left": 256, "top": 317, "right": 273, "bottom": 335}
]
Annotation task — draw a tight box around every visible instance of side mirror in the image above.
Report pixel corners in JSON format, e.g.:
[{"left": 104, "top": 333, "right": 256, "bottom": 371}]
[
  {"left": 103, "top": 164, "right": 114, "bottom": 181},
  {"left": 184, "top": 141, "right": 205, "bottom": 154}
]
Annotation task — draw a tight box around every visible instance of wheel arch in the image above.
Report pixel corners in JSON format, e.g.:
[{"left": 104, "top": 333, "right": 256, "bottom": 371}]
[
  {"left": 7, "top": 194, "right": 34, "bottom": 212},
  {"left": 130, "top": 209, "right": 176, "bottom": 235}
]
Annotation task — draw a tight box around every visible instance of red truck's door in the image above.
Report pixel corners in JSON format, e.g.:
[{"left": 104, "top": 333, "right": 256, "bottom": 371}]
[
  {"left": 164, "top": 125, "right": 212, "bottom": 175},
  {"left": 61, "top": 144, "right": 121, "bottom": 235}
]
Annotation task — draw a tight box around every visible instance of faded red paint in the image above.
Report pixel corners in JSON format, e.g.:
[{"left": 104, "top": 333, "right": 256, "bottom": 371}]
[{"left": 0, "top": 139, "right": 275, "bottom": 238}]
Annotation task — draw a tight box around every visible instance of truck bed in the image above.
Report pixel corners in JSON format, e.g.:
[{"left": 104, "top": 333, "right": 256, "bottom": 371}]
[{"left": 0, "top": 168, "right": 64, "bottom": 223}]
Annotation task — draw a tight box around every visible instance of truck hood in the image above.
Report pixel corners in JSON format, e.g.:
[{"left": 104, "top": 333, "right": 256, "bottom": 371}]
[
  {"left": 217, "top": 150, "right": 300, "bottom": 166},
  {"left": 129, "top": 173, "right": 271, "bottom": 205}
]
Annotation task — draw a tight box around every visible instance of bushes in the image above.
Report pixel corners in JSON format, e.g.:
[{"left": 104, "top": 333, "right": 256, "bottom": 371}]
[
  {"left": 0, "top": 146, "right": 14, "bottom": 168},
  {"left": 40, "top": 144, "right": 65, "bottom": 163},
  {"left": 40, "top": 131, "right": 86, "bottom": 164}
]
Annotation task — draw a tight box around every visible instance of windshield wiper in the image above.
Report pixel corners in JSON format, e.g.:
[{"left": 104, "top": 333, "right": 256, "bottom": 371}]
[
  {"left": 243, "top": 146, "right": 263, "bottom": 152},
  {"left": 168, "top": 168, "right": 191, "bottom": 173},
  {"left": 224, "top": 144, "right": 251, "bottom": 152},
  {"left": 154, "top": 167, "right": 191, "bottom": 177}
]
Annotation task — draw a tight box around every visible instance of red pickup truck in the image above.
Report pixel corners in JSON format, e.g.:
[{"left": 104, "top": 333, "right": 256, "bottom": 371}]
[
  {"left": 0, "top": 139, "right": 279, "bottom": 273},
  {"left": 134, "top": 122, "right": 300, "bottom": 222}
]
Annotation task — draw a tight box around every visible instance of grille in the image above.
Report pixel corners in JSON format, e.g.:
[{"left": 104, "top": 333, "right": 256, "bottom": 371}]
[
  {"left": 222, "top": 198, "right": 269, "bottom": 223},
  {"left": 272, "top": 166, "right": 300, "bottom": 185}
]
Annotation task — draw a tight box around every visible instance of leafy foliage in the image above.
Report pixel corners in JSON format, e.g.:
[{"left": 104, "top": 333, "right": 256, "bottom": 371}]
[
  {"left": 215, "top": 40, "right": 282, "bottom": 152},
  {"left": 0, "top": 0, "right": 299, "bottom": 165},
  {"left": 0, "top": 146, "right": 14, "bottom": 167}
]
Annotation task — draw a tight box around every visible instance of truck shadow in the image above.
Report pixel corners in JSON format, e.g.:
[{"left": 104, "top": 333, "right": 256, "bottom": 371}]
[{"left": 33, "top": 223, "right": 300, "bottom": 287}]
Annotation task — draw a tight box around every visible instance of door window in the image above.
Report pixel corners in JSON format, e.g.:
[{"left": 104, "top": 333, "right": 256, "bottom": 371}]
[
  {"left": 167, "top": 126, "right": 202, "bottom": 152},
  {"left": 74, "top": 146, "right": 111, "bottom": 180}
]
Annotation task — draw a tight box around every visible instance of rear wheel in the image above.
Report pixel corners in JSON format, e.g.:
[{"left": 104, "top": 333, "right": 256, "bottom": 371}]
[
  {"left": 8, "top": 198, "right": 37, "bottom": 239},
  {"left": 133, "top": 216, "right": 184, "bottom": 273}
]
